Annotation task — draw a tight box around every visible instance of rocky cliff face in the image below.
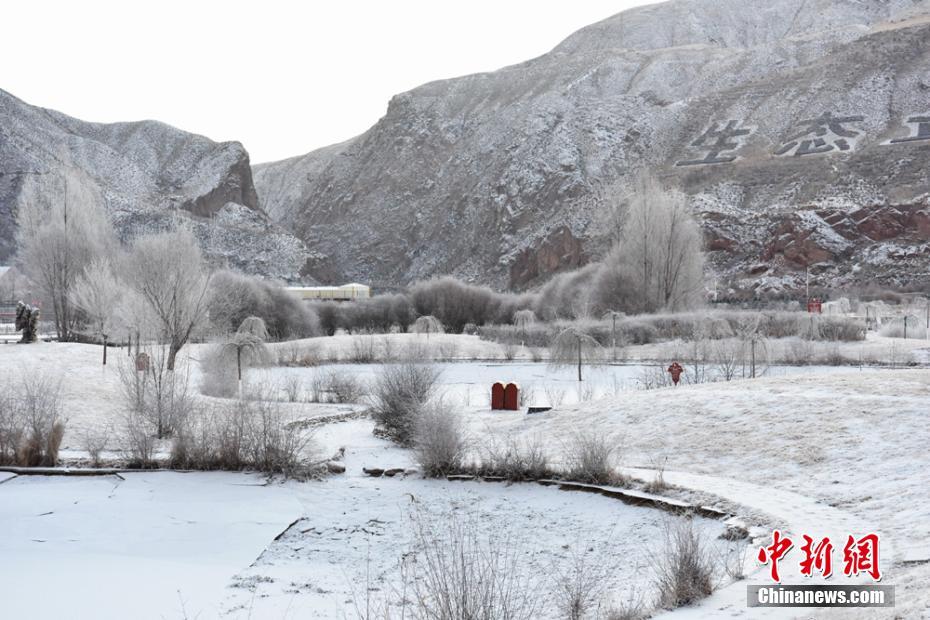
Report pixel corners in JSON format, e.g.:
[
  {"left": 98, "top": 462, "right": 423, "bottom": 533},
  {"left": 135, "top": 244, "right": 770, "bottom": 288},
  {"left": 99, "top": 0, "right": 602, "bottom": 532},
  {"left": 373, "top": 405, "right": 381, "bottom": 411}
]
[
  {"left": 254, "top": 0, "right": 930, "bottom": 295},
  {"left": 0, "top": 89, "right": 308, "bottom": 279}
]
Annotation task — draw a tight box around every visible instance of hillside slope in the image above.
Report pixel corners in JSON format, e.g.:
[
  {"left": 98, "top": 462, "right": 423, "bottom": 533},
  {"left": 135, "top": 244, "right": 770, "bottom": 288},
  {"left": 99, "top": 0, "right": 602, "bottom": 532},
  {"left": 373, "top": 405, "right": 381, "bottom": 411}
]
[
  {"left": 254, "top": 0, "right": 930, "bottom": 294},
  {"left": 0, "top": 89, "right": 308, "bottom": 279}
]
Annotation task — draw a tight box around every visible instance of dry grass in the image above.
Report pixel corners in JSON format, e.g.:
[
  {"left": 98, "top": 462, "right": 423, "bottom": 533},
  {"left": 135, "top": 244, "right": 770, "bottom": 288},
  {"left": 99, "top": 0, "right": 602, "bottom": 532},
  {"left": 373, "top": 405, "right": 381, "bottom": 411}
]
[
  {"left": 652, "top": 519, "right": 715, "bottom": 609},
  {"left": 171, "top": 395, "right": 318, "bottom": 478},
  {"left": 401, "top": 509, "right": 541, "bottom": 620},
  {"left": 552, "top": 548, "right": 617, "bottom": 620},
  {"left": 564, "top": 431, "right": 625, "bottom": 486},
  {"left": 0, "top": 372, "right": 65, "bottom": 467},
  {"left": 477, "top": 435, "right": 554, "bottom": 481}
]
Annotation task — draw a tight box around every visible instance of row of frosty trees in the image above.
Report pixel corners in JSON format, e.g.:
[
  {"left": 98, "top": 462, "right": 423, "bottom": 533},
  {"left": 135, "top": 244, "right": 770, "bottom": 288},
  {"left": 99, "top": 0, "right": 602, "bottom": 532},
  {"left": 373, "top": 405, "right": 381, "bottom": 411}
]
[
  {"left": 13, "top": 172, "right": 707, "bottom": 366},
  {"left": 15, "top": 183, "right": 210, "bottom": 370}
]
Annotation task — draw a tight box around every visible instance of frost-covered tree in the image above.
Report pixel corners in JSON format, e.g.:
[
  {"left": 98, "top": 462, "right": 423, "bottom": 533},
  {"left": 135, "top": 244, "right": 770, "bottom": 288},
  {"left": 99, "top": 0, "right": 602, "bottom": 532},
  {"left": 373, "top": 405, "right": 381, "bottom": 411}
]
[
  {"left": 549, "top": 326, "right": 602, "bottom": 382},
  {"left": 513, "top": 309, "right": 536, "bottom": 346},
  {"left": 124, "top": 227, "right": 211, "bottom": 371},
  {"left": 71, "top": 257, "right": 123, "bottom": 364},
  {"left": 412, "top": 315, "right": 444, "bottom": 340},
  {"left": 410, "top": 277, "right": 501, "bottom": 333},
  {"left": 224, "top": 316, "right": 270, "bottom": 398},
  {"left": 597, "top": 174, "right": 704, "bottom": 314},
  {"left": 15, "top": 177, "right": 114, "bottom": 340}
]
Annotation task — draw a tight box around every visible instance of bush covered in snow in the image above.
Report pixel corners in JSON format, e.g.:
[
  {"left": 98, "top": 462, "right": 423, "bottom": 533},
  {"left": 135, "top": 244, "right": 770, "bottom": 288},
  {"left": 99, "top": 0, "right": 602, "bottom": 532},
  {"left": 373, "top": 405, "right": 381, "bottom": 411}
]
[
  {"left": 0, "top": 372, "right": 65, "bottom": 467},
  {"left": 653, "top": 519, "right": 715, "bottom": 609},
  {"left": 207, "top": 269, "right": 320, "bottom": 341},
  {"left": 479, "top": 310, "right": 865, "bottom": 349},
  {"left": 564, "top": 431, "right": 624, "bottom": 486},
  {"left": 170, "top": 397, "right": 318, "bottom": 478},
  {"left": 413, "top": 401, "right": 468, "bottom": 477},
  {"left": 371, "top": 363, "right": 441, "bottom": 445}
]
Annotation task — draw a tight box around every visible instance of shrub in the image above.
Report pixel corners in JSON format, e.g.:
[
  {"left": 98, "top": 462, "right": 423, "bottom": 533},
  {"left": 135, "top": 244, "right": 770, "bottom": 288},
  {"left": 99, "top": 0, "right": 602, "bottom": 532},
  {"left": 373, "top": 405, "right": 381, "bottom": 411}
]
[
  {"left": 281, "top": 375, "right": 303, "bottom": 403},
  {"left": 653, "top": 519, "right": 715, "bottom": 609},
  {"left": 206, "top": 269, "right": 320, "bottom": 340},
  {"left": 878, "top": 315, "right": 920, "bottom": 339},
  {"left": 0, "top": 373, "right": 65, "bottom": 467},
  {"left": 544, "top": 385, "right": 567, "bottom": 407},
  {"left": 410, "top": 276, "right": 506, "bottom": 333},
  {"left": 347, "top": 335, "right": 377, "bottom": 363},
  {"left": 122, "top": 406, "right": 159, "bottom": 468},
  {"left": 277, "top": 341, "right": 324, "bottom": 367},
  {"left": 304, "top": 369, "right": 367, "bottom": 404},
  {"left": 118, "top": 345, "right": 196, "bottom": 439},
  {"left": 199, "top": 344, "right": 241, "bottom": 398},
  {"left": 643, "top": 456, "right": 670, "bottom": 494},
  {"left": 404, "top": 509, "right": 541, "bottom": 620},
  {"left": 171, "top": 397, "right": 318, "bottom": 478},
  {"left": 564, "top": 431, "right": 623, "bottom": 485},
  {"left": 437, "top": 340, "right": 459, "bottom": 361},
  {"left": 371, "top": 363, "right": 441, "bottom": 445},
  {"left": 82, "top": 427, "right": 110, "bottom": 467},
  {"left": 552, "top": 548, "right": 617, "bottom": 620},
  {"left": 411, "top": 315, "right": 445, "bottom": 337},
  {"left": 604, "top": 596, "right": 647, "bottom": 620},
  {"left": 413, "top": 402, "right": 468, "bottom": 477},
  {"left": 479, "top": 436, "right": 553, "bottom": 481}
]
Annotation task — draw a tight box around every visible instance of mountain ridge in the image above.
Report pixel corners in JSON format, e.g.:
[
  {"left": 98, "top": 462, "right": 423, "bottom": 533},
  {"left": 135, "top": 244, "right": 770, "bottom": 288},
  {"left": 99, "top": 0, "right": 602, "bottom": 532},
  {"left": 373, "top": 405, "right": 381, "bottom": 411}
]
[
  {"left": 0, "top": 88, "right": 308, "bottom": 280},
  {"left": 254, "top": 0, "right": 930, "bottom": 294}
]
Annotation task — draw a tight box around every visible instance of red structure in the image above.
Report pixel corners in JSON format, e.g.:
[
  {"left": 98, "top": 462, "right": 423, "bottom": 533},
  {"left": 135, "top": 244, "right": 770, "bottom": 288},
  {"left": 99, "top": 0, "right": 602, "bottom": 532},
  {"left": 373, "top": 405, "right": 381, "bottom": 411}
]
[
  {"left": 807, "top": 298, "right": 823, "bottom": 314},
  {"left": 135, "top": 352, "right": 150, "bottom": 372},
  {"left": 667, "top": 362, "right": 684, "bottom": 386},
  {"left": 491, "top": 382, "right": 520, "bottom": 410},
  {"left": 491, "top": 382, "right": 505, "bottom": 410},
  {"left": 503, "top": 383, "right": 520, "bottom": 410}
]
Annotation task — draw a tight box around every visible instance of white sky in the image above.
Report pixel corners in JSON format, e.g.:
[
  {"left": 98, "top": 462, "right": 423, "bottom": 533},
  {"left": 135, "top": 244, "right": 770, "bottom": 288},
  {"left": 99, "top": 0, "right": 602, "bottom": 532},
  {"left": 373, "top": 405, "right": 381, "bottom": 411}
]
[{"left": 3, "top": 1, "right": 655, "bottom": 163}]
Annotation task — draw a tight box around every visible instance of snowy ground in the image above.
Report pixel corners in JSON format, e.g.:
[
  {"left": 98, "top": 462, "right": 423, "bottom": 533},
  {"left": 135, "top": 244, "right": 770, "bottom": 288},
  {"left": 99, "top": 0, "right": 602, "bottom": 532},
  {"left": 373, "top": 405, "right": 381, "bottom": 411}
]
[
  {"left": 468, "top": 369, "right": 930, "bottom": 617},
  {"left": 2, "top": 334, "right": 930, "bottom": 618},
  {"left": 0, "top": 471, "right": 301, "bottom": 619},
  {"left": 249, "top": 360, "right": 873, "bottom": 408}
]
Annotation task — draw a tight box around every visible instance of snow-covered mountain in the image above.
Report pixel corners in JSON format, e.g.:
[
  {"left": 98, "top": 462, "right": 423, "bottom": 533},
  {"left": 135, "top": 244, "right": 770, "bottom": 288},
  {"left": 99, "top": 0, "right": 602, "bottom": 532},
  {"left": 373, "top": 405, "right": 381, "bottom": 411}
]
[
  {"left": 254, "top": 0, "right": 930, "bottom": 294},
  {"left": 0, "top": 89, "right": 308, "bottom": 280}
]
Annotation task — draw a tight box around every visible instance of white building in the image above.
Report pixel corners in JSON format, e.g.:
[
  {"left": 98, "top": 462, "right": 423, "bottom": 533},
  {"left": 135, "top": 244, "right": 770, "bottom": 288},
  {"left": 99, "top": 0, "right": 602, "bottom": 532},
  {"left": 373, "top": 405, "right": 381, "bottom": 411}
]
[{"left": 286, "top": 283, "right": 371, "bottom": 302}]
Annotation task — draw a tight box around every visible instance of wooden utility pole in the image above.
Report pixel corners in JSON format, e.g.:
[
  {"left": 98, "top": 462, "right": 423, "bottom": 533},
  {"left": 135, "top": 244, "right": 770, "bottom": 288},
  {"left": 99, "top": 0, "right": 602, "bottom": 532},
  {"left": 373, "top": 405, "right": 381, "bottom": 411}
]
[
  {"left": 577, "top": 334, "right": 583, "bottom": 382},
  {"left": 611, "top": 313, "right": 617, "bottom": 362}
]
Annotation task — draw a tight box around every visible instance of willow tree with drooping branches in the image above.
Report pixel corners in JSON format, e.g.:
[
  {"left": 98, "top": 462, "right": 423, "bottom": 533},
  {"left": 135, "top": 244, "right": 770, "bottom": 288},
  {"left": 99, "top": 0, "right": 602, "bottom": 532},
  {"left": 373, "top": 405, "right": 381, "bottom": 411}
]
[{"left": 549, "top": 326, "right": 603, "bottom": 382}]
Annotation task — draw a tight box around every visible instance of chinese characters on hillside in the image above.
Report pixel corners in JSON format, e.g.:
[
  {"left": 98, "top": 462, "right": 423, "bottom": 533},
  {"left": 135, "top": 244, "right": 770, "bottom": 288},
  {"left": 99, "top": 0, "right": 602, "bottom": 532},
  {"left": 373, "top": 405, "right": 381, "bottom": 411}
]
[
  {"left": 675, "top": 120, "right": 752, "bottom": 166},
  {"left": 675, "top": 112, "right": 928, "bottom": 167}
]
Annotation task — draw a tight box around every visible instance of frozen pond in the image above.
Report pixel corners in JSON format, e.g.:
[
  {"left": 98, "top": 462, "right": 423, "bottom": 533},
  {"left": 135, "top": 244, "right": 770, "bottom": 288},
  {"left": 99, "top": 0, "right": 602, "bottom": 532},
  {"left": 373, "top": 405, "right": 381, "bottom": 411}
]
[
  {"left": 249, "top": 361, "right": 879, "bottom": 407},
  {"left": 0, "top": 472, "right": 301, "bottom": 620},
  {"left": 0, "top": 431, "right": 743, "bottom": 620},
  {"left": 218, "top": 417, "right": 745, "bottom": 618}
]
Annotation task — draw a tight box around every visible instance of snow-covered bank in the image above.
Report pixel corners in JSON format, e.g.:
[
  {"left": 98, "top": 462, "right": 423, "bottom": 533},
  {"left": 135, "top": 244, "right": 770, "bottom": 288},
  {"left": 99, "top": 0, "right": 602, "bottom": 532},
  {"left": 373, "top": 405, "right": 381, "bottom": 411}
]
[
  {"left": 468, "top": 369, "right": 930, "bottom": 617},
  {"left": 221, "top": 418, "right": 737, "bottom": 619}
]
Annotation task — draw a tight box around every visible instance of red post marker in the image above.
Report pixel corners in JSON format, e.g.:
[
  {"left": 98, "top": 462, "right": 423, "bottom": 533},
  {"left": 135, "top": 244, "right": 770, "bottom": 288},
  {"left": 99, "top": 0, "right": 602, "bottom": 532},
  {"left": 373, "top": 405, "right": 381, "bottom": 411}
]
[{"left": 667, "top": 362, "right": 684, "bottom": 385}]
